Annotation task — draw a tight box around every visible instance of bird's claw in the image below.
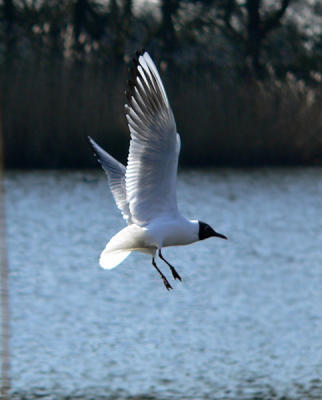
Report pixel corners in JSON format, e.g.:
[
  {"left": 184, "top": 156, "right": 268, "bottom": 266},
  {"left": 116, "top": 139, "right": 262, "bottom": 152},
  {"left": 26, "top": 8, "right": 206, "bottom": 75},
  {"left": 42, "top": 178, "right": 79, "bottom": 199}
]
[
  {"left": 170, "top": 266, "right": 182, "bottom": 281},
  {"left": 162, "top": 276, "right": 173, "bottom": 290}
]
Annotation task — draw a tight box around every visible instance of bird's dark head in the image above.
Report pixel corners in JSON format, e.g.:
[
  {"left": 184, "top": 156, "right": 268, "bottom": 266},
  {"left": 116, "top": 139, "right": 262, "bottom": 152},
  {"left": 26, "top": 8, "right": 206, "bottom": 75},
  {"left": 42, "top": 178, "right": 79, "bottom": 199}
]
[{"left": 198, "top": 221, "right": 227, "bottom": 241}]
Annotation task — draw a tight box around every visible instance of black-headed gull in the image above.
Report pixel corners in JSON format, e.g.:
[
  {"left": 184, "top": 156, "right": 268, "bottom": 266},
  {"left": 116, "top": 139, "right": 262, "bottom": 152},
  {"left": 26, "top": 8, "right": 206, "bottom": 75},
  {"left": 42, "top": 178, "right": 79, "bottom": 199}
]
[{"left": 88, "top": 50, "right": 227, "bottom": 290}]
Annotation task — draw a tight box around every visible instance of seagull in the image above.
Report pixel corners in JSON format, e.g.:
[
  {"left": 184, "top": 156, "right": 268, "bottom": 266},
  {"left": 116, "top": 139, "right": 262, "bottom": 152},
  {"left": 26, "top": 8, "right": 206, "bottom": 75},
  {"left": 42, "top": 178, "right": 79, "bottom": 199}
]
[{"left": 88, "top": 50, "right": 227, "bottom": 290}]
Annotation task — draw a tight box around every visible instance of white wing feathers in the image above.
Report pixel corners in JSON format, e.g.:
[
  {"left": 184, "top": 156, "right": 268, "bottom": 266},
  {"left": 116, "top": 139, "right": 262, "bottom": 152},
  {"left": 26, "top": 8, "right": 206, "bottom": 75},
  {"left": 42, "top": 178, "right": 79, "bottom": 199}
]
[
  {"left": 125, "top": 51, "right": 180, "bottom": 226},
  {"left": 88, "top": 51, "right": 181, "bottom": 269},
  {"left": 88, "top": 136, "right": 132, "bottom": 224}
]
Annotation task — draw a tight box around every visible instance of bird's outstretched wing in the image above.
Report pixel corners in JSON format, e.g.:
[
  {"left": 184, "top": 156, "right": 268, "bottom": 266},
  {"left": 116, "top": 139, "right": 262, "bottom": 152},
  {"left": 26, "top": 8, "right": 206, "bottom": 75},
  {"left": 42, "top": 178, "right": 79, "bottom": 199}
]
[
  {"left": 88, "top": 136, "right": 132, "bottom": 224},
  {"left": 125, "top": 51, "right": 180, "bottom": 226}
]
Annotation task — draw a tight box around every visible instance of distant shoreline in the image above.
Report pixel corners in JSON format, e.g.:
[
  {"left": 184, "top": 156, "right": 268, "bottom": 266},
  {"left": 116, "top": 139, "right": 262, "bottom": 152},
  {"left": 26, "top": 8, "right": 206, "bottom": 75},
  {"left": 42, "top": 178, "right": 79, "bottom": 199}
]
[{"left": 3, "top": 64, "right": 322, "bottom": 169}]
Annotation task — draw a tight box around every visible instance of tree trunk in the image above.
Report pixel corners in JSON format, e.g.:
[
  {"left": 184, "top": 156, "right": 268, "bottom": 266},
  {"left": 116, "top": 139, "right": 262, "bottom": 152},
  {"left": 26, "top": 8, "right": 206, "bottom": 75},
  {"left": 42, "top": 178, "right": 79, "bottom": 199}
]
[
  {"left": 245, "top": 0, "right": 264, "bottom": 78},
  {"left": 3, "top": 0, "right": 16, "bottom": 65},
  {"left": 160, "top": 0, "right": 179, "bottom": 62}
]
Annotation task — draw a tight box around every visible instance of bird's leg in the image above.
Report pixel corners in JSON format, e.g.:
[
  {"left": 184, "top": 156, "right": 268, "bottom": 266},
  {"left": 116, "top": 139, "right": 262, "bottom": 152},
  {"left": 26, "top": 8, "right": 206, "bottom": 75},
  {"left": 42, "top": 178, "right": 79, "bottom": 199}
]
[
  {"left": 152, "top": 257, "right": 173, "bottom": 291},
  {"left": 158, "top": 250, "right": 182, "bottom": 281}
]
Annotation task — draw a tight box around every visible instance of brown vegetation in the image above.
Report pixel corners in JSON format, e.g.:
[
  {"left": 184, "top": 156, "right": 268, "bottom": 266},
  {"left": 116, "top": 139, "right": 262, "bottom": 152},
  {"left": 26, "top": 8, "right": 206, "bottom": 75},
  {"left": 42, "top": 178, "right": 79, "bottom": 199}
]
[{"left": 2, "top": 62, "right": 321, "bottom": 168}]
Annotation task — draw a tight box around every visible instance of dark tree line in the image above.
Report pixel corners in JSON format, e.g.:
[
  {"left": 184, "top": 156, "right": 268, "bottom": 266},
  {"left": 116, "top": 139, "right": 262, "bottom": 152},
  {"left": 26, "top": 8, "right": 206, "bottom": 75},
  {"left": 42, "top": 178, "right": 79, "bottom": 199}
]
[
  {"left": 1, "top": 0, "right": 322, "bottom": 168},
  {"left": 0, "top": 0, "right": 321, "bottom": 81}
]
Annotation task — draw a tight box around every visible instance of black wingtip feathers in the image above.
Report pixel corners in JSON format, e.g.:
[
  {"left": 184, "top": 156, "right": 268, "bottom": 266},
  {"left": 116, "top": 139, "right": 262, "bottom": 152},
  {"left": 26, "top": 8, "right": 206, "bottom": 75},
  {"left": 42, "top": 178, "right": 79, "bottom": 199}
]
[
  {"left": 87, "top": 136, "right": 102, "bottom": 166},
  {"left": 125, "top": 49, "right": 149, "bottom": 105},
  {"left": 135, "top": 49, "right": 145, "bottom": 59}
]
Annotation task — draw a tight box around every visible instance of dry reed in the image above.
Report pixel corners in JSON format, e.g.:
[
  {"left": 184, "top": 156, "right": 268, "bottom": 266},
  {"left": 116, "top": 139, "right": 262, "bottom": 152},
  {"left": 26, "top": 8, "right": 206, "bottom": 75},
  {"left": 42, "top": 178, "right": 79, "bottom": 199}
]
[{"left": 2, "top": 62, "right": 322, "bottom": 168}]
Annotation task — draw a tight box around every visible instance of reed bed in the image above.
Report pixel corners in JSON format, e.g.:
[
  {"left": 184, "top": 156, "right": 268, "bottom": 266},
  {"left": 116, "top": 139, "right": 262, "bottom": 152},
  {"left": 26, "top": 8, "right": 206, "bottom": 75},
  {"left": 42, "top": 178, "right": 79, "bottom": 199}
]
[{"left": 2, "top": 62, "right": 322, "bottom": 168}]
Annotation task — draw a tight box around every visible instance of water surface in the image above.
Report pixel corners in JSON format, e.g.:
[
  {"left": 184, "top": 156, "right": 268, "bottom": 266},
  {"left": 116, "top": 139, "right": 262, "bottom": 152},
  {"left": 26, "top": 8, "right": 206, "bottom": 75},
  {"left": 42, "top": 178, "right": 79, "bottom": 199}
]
[{"left": 4, "top": 168, "right": 322, "bottom": 399}]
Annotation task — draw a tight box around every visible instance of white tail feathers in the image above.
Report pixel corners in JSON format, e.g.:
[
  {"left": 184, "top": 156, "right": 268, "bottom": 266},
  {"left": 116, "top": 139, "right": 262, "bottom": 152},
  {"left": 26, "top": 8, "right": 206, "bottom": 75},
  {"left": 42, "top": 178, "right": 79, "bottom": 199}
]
[
  {"left": 99, "top": 248, "right": 132, "bottom": 270},
  {"left": 98, "top": 225, "right": 155, "bottom": 269}
]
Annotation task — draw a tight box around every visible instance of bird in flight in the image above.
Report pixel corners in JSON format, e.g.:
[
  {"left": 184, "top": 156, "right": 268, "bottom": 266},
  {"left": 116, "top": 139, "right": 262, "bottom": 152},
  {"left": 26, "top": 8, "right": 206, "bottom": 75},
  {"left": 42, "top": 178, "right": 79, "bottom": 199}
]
[{"left": 88, "top": 50, "right": 227, "bottom": 290}]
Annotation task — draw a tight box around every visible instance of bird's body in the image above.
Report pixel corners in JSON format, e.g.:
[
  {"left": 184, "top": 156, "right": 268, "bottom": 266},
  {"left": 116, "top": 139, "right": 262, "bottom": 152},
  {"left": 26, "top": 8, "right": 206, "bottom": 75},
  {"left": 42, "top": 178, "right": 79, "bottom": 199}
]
[
  {"left": 102, "top": 216, "right": 199, "bottom": 257},
  {"left": 89, "top": 50, "right": 227, "bottom": 290}
]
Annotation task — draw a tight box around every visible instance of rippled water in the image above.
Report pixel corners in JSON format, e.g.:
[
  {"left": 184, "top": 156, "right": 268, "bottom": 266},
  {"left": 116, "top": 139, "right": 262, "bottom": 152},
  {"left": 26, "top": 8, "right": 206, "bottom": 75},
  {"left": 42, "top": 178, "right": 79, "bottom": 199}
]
[{"left": 3, "top": 168, "right": 322, "bottom": 399}]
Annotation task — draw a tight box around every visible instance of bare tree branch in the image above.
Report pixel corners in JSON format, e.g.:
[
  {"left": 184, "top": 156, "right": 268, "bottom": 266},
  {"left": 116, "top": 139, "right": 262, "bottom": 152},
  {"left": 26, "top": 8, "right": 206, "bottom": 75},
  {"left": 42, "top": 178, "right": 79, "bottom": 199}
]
[
  {"left": 222, "top": 0, "right": 244, "bottom": 42},
  {"left": 263, "top": 0, "right": 291, "bottom": 34}
]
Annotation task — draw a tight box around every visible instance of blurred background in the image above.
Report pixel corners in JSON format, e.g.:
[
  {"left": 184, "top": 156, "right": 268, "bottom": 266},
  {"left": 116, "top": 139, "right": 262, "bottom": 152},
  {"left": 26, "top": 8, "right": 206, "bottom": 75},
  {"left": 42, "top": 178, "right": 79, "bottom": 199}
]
[
  {"left": 0, "top": 1, "right": 322, "bottom": 400},
  {"left": 1, "top": 0, "right": 322, "bottom": 167}
]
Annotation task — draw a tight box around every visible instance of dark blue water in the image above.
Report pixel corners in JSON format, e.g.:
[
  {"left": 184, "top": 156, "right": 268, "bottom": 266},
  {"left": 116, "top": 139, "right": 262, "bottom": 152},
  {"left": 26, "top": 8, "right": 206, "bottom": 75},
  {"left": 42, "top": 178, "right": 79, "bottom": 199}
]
[{"left": 4, "top": 168, "right": 322, "bottom": 399}]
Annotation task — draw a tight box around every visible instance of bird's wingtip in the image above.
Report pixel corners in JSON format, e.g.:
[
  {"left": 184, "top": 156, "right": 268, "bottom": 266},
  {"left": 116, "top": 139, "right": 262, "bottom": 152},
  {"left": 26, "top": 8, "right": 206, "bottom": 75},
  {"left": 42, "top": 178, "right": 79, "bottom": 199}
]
[
  {"left": 87, "top": 136, "right": 102, "bottom": 165},
  {"left": 135, "top": 48, "right": 146, "bottom": 59}
]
